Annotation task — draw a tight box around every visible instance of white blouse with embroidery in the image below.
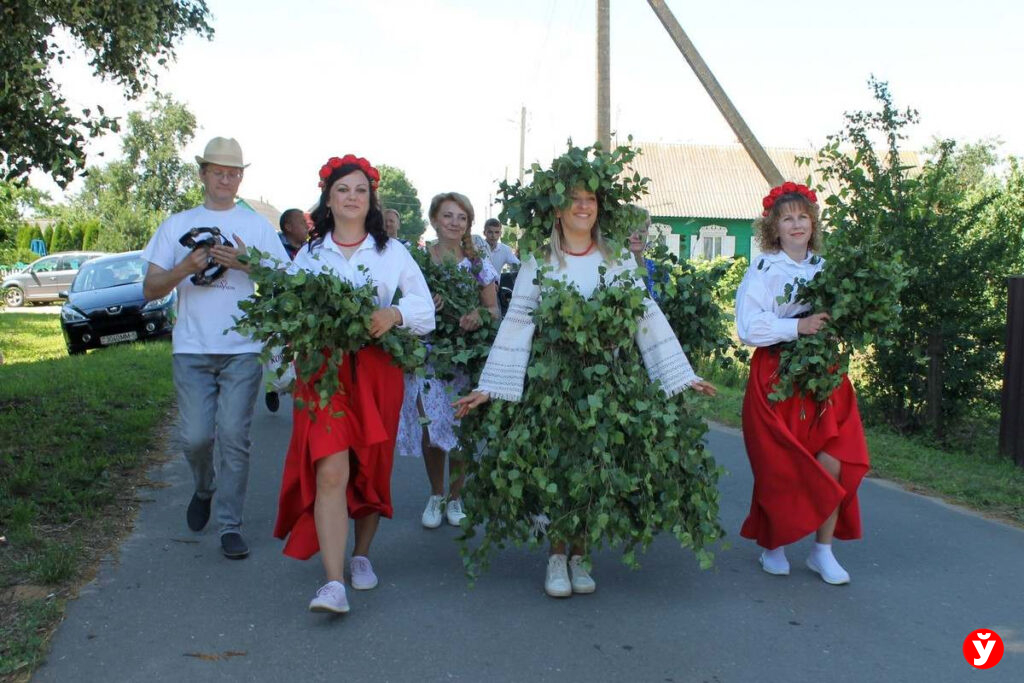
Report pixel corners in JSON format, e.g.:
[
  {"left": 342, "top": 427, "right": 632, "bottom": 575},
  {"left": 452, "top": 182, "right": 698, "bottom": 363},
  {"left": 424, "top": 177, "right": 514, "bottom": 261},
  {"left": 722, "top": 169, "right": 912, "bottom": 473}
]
[
  {"left": 292, "top": 234, "right": 435, "bottom": 336},
  {"left": 475, "top": 250, "right": 701, "bottom": 402},
  {"left": 734, "top": 249, "right": 825, "bottom": 348}
]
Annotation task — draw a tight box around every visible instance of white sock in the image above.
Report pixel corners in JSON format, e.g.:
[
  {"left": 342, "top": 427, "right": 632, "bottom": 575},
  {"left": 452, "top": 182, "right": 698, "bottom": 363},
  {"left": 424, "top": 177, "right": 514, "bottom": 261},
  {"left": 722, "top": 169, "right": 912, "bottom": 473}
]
[
  {"left": 764, "top": 546, "right": 788, "bottom": 563},
  {"left": 811, "top": 543, "right": 848, "bottom": 574}
]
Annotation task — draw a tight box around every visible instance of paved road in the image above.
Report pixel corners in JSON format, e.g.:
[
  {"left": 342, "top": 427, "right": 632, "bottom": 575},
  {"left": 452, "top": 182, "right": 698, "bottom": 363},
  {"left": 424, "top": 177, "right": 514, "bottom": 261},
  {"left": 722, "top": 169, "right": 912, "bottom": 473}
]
[{"left": 36, "top": 395, "right": 1023, "bottom": 682}]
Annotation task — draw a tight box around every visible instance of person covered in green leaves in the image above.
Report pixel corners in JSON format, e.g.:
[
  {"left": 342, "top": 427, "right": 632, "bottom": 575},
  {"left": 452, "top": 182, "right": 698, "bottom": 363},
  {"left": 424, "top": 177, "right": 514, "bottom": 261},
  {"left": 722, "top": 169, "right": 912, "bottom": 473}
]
[{"left": 454, "top": 141, "right": 718, "bottom": 599}]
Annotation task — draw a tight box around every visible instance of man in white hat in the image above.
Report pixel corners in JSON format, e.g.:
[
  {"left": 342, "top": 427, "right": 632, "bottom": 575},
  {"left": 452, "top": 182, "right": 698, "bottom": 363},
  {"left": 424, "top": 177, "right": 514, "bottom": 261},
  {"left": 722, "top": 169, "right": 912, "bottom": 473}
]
[{"left": 142, "top": 137, "right": 290, "bottom": 559}]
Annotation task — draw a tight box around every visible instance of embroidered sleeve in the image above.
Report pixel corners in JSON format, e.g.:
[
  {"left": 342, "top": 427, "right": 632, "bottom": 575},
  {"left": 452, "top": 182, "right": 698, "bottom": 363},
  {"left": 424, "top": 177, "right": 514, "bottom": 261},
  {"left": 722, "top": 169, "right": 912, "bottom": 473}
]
[
  {"left": 735, "top": 261, "right": 799, "bottom": 347},
  {"left": 475, "top": 258, "right": 501, "bottom": 287},
  {"left": 635, "top": 295, "right": 701, "bottom": 397},
  {"left": 395, "top": 248, "right": 437, "bottom": 336},
  {"left": 475, "top": 257, "right": 540, "bottom": 401}
]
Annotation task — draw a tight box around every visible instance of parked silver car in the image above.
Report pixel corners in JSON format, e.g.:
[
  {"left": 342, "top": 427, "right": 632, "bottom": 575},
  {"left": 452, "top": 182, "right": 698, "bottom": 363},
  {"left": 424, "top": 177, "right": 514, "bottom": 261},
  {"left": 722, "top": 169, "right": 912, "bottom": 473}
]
[{"left": 2, "top": 251, "right": 106, "bottom": 307}]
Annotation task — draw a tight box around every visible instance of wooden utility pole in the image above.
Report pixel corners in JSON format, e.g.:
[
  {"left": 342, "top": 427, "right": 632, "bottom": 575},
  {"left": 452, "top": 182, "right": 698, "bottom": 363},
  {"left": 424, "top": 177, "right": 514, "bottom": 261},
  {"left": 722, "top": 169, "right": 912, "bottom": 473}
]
[
  {"left": 519, "top": 105, "right": 527, "bottom": 184},
  {"left": 1000, "top": 277, "right": 1024, "bottom": 467},
  {"left": 597, "top": 0, "right": 611, "bottom": 149},
  {"left": 645, "top": 0, "right": 783, "bottom": 186}
]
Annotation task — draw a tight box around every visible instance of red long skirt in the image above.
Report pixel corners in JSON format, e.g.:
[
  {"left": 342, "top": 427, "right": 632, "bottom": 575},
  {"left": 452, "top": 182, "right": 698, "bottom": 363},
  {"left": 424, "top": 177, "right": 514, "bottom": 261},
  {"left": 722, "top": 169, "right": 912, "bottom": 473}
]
[
  {"left": 273, "top": 346, "right": 403, "bottom": 560},
  {"left": 740, "top": 347, "right": 870, "bottom": 549}
]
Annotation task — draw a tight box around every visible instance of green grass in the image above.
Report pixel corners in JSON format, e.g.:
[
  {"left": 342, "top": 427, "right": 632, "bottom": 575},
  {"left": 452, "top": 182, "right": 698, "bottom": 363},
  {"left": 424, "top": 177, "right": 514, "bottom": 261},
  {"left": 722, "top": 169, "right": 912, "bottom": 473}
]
[
  {"left": 693, "top": 360, "right": 1024, "bottom": 526},
  {"left": 0, "top": 313, "right": 175, "bottom": 677}
]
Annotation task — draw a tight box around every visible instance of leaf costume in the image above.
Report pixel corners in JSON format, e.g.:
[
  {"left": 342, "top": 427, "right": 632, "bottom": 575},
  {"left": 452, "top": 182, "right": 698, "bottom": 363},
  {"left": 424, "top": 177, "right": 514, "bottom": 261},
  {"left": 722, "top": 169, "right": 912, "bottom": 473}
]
[{"left": 457, "top": 141, "right": 723, "bottom": 576}]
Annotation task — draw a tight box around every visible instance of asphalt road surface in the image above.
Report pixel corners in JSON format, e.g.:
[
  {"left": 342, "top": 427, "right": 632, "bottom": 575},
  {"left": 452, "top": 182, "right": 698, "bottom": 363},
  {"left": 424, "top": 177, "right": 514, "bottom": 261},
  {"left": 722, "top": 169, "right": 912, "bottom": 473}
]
[{"left": 35, "top": 394, "right": 1023, "bottom": 682}]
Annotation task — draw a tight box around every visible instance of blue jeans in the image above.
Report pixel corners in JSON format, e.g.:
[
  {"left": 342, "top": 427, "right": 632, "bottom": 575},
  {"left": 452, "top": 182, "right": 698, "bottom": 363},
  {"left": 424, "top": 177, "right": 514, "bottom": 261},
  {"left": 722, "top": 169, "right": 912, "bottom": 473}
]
[{"left": 172, "top": 353, "right": 262, "bottom": 536}]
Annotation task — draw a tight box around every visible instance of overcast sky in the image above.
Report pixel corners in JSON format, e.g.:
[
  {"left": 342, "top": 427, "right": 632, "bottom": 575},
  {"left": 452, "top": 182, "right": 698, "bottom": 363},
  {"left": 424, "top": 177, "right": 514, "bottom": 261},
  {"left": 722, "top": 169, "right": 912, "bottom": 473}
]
[{"left": 37, "top": 0, "right": 1024, "bottom": 235}]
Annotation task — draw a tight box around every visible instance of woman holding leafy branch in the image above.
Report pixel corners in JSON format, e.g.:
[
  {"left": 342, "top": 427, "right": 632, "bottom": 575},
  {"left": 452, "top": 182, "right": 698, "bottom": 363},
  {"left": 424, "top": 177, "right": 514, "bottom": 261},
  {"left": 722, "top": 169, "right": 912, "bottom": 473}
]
[
  {"left": 735, "top": 182, "right": 869, "bottom": 586},
  {"left": 273, "top": 155, "right": 435, "bottom": 615},
  {"left": 397, "top": 192, "right": 500, "bottom": 529},
  {"left": 454, "top": 142, "right": 717, "bottom": 599}
]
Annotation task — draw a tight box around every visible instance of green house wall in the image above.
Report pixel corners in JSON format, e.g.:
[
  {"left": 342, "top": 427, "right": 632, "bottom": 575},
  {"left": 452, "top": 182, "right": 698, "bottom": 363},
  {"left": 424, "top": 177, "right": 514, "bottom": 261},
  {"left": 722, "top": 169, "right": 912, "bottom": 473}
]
[{"left": 652, "top": 215, "right": 755, "bottom": 261}]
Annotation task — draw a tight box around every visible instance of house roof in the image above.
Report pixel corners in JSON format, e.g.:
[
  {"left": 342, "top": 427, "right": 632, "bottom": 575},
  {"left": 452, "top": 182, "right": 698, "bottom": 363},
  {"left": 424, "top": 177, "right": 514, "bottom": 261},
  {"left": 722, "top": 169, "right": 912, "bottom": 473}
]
[
  {"left": 237, "top": 197, "right": 281, "bottom": 229},
  {"left": 630, "top": 142, "right": 918, "bottom": 221}
]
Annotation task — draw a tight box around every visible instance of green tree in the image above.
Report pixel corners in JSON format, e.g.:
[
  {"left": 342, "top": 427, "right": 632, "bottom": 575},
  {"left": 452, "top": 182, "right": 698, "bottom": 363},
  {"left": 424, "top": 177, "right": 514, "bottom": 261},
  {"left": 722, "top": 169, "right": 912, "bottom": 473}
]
[
  {"left": 377, "top": 164, "right": 426, "bottom": 243},
  {"left": 814, "top": 79, "right": 1022, "bottom": 439},
  {"left": 66, "top": 96, "right": 202, "bottom": 250},
  {"left": 0, "top": 1, "right": 213, "bottom": 187}
]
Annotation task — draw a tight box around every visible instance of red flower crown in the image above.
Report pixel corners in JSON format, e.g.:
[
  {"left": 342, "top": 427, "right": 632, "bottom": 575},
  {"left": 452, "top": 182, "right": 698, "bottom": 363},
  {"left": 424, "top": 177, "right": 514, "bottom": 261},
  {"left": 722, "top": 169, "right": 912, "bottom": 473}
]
[
  {"left": 318, "top": 154, "right": 380, "bottom": 190},
  {"left": 762, "top": 181, "right": 817, "bottom": 216}
]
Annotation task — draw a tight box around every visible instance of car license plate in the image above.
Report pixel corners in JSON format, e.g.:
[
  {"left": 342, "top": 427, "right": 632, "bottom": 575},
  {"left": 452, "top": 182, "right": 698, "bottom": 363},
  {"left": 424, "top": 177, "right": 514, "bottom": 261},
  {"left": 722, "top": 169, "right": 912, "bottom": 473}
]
[{"left": 99, "top": 331, "right": 137, "bottom": 345}]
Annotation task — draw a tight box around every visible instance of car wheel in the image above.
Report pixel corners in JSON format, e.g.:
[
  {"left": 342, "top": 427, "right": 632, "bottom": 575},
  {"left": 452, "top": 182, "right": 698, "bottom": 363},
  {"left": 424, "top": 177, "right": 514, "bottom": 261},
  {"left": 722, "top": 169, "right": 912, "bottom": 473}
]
[
  {"left": 68, "top": 346, "right": 86, "bottom": 356},
  {"left": 4, "top": 286, "right": 25, "bottom": 307}
]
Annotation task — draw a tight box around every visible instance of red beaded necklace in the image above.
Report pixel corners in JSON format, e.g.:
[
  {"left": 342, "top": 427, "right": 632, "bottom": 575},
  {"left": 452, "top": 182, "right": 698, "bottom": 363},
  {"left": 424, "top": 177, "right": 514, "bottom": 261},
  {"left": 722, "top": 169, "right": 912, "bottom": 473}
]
[
  {"left": 563, "top": 242, "right": 595, "bottom": 257},
  {"left": 333, "top": 233, "right": 367, "bottom": 248}
]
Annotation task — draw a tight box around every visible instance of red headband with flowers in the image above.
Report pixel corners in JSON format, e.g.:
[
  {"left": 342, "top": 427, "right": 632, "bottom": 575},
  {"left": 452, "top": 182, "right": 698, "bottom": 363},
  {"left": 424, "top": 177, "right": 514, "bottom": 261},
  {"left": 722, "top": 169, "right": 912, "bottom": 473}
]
[
  {"left": 762, "top": 181, "right": 817, "bottom": 216},
  {"left": 318, "top": 154, "right": 380, "bottom": 190}
]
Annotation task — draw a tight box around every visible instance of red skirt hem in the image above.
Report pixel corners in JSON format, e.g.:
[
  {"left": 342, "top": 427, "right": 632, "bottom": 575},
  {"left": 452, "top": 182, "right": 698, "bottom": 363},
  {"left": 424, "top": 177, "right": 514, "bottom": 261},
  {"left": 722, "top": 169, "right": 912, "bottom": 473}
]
[
  {"left": 273, "top": 346, "right": 403, "bottom": 560},
  {"left": 740, "top": 347, "right": 870, "bottom": 549}
]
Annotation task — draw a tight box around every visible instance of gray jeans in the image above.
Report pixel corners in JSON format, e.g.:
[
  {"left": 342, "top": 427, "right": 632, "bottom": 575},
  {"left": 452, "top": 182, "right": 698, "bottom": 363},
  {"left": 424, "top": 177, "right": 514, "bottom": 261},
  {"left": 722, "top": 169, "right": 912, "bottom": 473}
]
[{"left": 173, "top": 353, "right": 262, "bottom": 536}]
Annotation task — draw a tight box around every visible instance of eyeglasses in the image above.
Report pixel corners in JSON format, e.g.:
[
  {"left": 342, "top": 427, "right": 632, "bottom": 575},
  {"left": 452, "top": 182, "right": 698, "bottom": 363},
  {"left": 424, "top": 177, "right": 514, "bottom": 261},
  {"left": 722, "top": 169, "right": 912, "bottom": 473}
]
[{"left": 207, "top": 169, "right": 243, "bottom": 181}]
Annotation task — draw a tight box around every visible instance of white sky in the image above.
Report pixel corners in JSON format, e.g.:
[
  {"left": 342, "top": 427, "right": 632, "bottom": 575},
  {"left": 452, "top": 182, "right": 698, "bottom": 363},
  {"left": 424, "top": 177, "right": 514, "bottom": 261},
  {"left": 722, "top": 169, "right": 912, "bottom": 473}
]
[{"left": 34, "top": 0, "right": 1024, "bottom": 237}]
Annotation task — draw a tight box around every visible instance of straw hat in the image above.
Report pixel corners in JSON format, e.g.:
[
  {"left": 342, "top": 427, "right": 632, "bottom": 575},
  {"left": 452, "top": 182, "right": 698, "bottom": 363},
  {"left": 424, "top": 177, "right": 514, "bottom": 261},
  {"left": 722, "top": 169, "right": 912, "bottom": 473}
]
[{"left": 195, "top": 137, "right": 249, "bottom": 168}]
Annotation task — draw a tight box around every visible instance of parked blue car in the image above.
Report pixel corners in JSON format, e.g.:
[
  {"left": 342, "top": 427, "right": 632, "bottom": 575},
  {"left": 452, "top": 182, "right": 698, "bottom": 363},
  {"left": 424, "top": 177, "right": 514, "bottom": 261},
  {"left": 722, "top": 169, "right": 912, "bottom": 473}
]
[{"left": 59, "top": 251, "right": 176, "bottom": 355}]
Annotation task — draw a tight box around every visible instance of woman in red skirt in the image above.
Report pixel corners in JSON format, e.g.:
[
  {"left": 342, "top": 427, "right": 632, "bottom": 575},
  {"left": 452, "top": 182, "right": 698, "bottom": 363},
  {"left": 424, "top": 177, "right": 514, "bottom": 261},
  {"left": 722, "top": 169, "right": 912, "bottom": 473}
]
[
  {"left": 735, "top": 182, "right": 869, "bottom": 585},
  {"left": 274, "top": 155, "right": 435, "bottom": 613}
]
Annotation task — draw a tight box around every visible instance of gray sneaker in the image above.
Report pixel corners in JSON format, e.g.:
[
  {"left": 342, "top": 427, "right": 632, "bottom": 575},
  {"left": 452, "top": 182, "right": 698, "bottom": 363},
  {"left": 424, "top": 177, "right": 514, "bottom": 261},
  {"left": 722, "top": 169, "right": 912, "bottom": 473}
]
[
  {"left": 309, "top": 581, "right": 349, "bottom": 614},
  {"left": 350, "top": 555, "right": 378, "bottom": 590},
  {"left": 569, "top": 555, "right": 596, "bottom": 594},
  {"left": 544, "top": 554, "right": 571, "bottom": 598},
  {"left": 445, "top": 497, "right": 467, "bottom": 526},
  {"left": 422, "top": 495, "right": 443, "bottom": 529}
]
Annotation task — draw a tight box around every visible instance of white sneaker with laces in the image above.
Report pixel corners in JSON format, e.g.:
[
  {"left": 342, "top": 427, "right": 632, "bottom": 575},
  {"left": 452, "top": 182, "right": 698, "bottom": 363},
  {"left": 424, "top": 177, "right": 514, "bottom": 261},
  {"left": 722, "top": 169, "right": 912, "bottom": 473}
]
[
  {"left": 568, "top": 555, "right": 596, "bottom": 594},
  {"left": 422, "top": 495, "right": 443, "bottom": 529},
  {"left": 446, "top": 497, "right": 467, "bottom": 526},
  {"left": 349, "top": 555, "right": 378, "bottom": 590},
  {"left": 545, "top": 554, "right": 571, "bottom": 598},
  {"left": 806, "top": 547, "right": 851, "bottom": 585},
  {"left": 309, "top": 581, "right": 349, "bottom": 614}
]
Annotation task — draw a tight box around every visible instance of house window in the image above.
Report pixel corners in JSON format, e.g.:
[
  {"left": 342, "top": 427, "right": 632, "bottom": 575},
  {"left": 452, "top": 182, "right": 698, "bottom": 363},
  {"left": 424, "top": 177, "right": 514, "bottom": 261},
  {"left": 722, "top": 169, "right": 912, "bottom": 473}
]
[{"left": 691, "top": 225, "right": 734, "bottom": 260}]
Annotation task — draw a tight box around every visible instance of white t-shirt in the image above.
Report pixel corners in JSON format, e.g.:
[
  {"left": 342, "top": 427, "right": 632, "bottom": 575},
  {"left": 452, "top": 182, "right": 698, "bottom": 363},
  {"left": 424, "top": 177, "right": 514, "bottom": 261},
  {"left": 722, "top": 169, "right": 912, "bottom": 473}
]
[
  {"left": 142, "top": 204, "right": 290, "bottom": 354},
  {"left": 487, "top": 242, "right": 521, "bottom": 272}
]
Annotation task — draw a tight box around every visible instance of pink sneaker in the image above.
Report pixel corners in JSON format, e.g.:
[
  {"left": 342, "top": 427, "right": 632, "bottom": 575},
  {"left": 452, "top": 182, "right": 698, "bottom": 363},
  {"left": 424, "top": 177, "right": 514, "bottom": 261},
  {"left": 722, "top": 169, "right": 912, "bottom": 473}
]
[
  {"left": 308, "top": 581, "right": 349, "bottom": 614},
  {"left": 350, "top": 555, "right": 378, "bottom": 590}
]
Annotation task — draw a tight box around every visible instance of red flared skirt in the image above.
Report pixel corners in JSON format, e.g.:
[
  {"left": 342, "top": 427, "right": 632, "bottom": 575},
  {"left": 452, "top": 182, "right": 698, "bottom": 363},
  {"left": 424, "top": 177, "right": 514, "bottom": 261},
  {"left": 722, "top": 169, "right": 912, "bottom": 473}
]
[
  {"left": 273, "top": 346, "right": 403, "bottom": 560},
  {"left": 740, "top": 347, "right": 870, "bottom": 549}
]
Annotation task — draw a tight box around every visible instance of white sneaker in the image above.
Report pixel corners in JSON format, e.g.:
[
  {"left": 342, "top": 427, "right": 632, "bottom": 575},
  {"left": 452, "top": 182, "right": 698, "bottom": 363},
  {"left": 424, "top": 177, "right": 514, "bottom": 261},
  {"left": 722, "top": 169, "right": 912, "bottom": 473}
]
[
  {"left": 759, "top": 549, "right": 790, "bottom": 576},
  {"left": 445, "top": 497, "right": 467, "bottom": 526},
  {"left": 309, "top": 581, "right": 349, "bottom": 614},
  {"left": 568, "top": 555, "right": 596, "bottom": 594},
  {"left": 349, "top": 555, "right": 378, "bottom": 590},
  {"left": 421, "top": 495, "right": 443, "bottom": 529},
  {"left": 806, "top": 548, "right": 851, "bottom": 585},
  {"left": 545, "top": 554, "right": 571, "bottom": 598}
]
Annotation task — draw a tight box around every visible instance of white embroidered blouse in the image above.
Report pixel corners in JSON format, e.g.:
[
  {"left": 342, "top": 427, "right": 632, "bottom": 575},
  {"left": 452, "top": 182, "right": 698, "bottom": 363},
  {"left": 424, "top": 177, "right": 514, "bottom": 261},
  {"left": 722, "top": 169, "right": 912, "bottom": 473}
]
[
  {"left": 292, "top": 234, "right": 436, "bottom": 336},
  {"left": 735, "top": 249, "right": 825, "bottom": 347},
  {"left": 475, "top": 250, "right": 701, "bottom": 401}
]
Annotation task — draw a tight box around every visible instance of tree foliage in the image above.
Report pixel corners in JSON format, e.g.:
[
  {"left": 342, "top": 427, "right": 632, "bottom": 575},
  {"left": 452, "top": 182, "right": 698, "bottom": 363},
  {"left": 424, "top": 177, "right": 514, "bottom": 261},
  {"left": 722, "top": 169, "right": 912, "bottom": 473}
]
[
  {"left": 0, "top": 0, "right": 213, "bottom": 187},
  {"left": 59, "top": 95, "right": 203, "bottom": 251},
  {"left": 456, "top": 268, "right": 723, "bottom": 577},
  {"left": 408, "top": 248, "right": 496, "bottom": 382},
  {"left": 811, "top": 78, "right": 1023, "bottom": 437},
  {"left": 232, "top": 250, "right": 427, "bottom": 412},
  {"left": 377, "top": 165, "right": 426, "bottom": 244}
]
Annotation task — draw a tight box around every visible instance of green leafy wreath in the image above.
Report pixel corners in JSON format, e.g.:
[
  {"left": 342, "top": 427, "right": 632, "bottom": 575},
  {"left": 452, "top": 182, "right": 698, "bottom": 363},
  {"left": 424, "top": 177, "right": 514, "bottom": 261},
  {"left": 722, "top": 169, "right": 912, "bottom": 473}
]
[{"left": 497, "top": 138, "right": 650, "bottom": 259}]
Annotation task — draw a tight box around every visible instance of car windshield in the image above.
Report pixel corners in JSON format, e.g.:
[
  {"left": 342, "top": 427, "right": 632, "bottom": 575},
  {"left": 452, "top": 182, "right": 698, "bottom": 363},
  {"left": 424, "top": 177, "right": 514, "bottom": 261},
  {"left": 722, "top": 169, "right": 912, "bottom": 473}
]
[{"left": 72, "top": 256, "right": 147, "bottom": 292}]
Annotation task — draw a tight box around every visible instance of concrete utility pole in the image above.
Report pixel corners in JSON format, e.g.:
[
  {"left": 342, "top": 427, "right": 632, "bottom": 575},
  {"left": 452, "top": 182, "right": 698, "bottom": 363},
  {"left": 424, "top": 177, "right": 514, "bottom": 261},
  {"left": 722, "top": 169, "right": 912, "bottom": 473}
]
[
  {"left": 519, "top": 105, "right": 527, "bottom": 184},
  {"left": 597, "top": 0, "right": 611, "bottom": 149},
  {"left": 645, "top": 0, "right": 783, "bottom": 186}
]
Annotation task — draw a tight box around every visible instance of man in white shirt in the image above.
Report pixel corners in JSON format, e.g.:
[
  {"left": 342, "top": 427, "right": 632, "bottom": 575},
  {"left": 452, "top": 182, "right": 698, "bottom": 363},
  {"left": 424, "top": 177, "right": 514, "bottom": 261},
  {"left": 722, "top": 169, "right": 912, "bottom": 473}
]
[
  {"left": 483, "top": 218, "right": 520, "bottom": 272},
  {"left": 142, "top": 137, "right": 290, "bottom": 560}
]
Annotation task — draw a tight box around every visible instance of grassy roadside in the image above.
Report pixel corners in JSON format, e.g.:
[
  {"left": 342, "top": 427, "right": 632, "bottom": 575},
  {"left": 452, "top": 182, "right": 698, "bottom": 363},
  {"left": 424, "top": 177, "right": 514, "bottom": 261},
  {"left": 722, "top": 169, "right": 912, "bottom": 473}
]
[
  {"left": 694, "top": 365, "right": 1024, "bottom": 526},
  {"left": 0, "top": 313, "right": 175, "bottom": 680}
]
